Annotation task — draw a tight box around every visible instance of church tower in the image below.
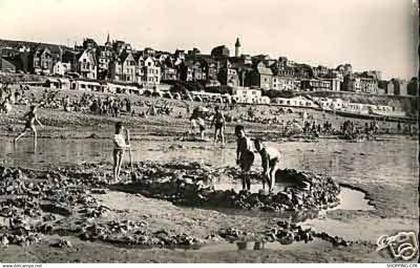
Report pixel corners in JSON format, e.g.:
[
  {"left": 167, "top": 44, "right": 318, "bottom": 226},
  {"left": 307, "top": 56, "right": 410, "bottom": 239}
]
[
  {"left": 105, "top": 33, "right": 112, "bottom": 47},
  {"left": 235, "top": 37, "right": 241, "bottom": 57}
]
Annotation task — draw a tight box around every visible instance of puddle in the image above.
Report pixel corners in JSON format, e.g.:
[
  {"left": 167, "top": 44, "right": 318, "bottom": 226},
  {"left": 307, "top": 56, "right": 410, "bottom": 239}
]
[
  {"left": 332, "top": 187, "right": 374, "bottom": 211},
  {"left": 174, "top": 239, "right": 331, "bottom": 253}
]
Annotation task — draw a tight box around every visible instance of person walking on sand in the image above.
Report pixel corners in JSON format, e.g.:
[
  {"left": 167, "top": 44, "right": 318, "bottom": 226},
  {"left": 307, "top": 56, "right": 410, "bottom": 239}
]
[
  {"left": 254, "top": 139, "right": 281, "bottom": 193},
  {"left": 113, "top": 122, "right": 130, "bottom": 183},
  {"left": 235, "top": 125, "right": 255, "bottom": 191},
  {"left": 14, "top": 105, "right": 43, "bottom": 148},
  {"left": 211, "top": 106, "right": 226, "bottom": 145}
]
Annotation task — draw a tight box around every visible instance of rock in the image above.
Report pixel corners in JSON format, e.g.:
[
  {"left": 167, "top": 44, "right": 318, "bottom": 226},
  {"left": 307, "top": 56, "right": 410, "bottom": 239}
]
[{"left": 51, "top": 238, "right": 72, "bottom": 248}]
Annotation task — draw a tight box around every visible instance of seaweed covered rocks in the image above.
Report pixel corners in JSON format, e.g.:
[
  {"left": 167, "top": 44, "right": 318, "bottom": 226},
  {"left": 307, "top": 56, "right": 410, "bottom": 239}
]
[
  {"left": 0, "top": 165, "right": 109, "bottom": 247},
  {"left": 78, "top": 220, "right": 203, "bottom": 249},
  {"left": 122, "top": 161, "right": 341, "bottom": 212}
]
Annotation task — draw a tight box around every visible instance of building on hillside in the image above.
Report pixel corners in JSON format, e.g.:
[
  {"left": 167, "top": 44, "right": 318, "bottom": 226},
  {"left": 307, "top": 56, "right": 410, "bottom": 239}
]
[
  {"left": 160, "top": 59, "right": 178, "bottom": 81},
  {"left": 391, "top": 79, "right": 408, "bottom": 96},
  {"left": 190, "top": 60, "right": 207, "bottom": 81},
  {"left": 293, "top": 64, "right": 314, "bottom": 79},
  {"left": 52, "top": 61, "right": 71, "bottom": 76},
  {"left": 180, "top": 60, "right": 207, "bottom": 81},
  {"left": 217, "top": 60, "right": 240, "bottom": 87},
  {"left": 272, "top": 76, "right": 296, "bottom": 91},
  {"left": 76, "top": 49, "right": 97, "bottom": 79},
  {"left": 31, "top": 47, "right": 55, "bottom": 75},
  {"left": 202, "top": 58, "right": 219, "bottom": 81},
  {"left": 96, "top": 35, "right": 115, "bottom": 80},
  {"left": 142, "top": 56, "right": 161, "bottom": 87},
  {"left": 359, "top": 76, "right": 378, "bottom": 94},
  {"left": 323, "top": 70, "right": 342, "bottom": 91},
  {"left": 300, "top": 78, "right": 331, "bottom": 91},
  {"left": 178, "top": 61, "right": 193, "bottom": 81},
  {"left": 62, "top": 50, "right": 78, "bottom": 72},
  {"left": 342, "top": 74, "right": 361, "bottom": 92},
  {"left": 327, "top": 78, "right": 341, "bottom": 91},
  {"left": 109, "top": 50, "right": 135, "bottom": 83},
  {"left": 246, "top": 61, "right": 273, "bottom": 90}
]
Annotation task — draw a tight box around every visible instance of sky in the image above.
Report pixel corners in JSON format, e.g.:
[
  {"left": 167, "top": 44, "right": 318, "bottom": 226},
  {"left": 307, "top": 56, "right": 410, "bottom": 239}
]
[{"left": 0, "top": 0, "right": 418, "bottom": 79}]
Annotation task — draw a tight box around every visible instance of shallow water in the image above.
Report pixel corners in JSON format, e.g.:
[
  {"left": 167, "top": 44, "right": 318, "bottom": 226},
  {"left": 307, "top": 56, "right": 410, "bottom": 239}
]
[
  {"left": 333, "top": 187, "right": 373, "bottom": 211},
  {"left": 174, "top": 239, "right": 330, "bottom": 253},
  {"left": 1, "top": 136, "right": 418, "bottom": 182},
  {"left": 0, "top": 135, "right": 417, "bottom": 241}
]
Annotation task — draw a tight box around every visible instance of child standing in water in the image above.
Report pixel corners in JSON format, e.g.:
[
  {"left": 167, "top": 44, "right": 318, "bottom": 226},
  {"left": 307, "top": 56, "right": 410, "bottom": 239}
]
[
  {"left": 254, "top": 139, "right": 281, "bottom": 193},
  {"left": 211, "top": 106, "right": 226, "bottom": 145},
  {"left": 235, "top": 125, "right": 255, "bottom": 191},
  {"left": 113, "top": 122, "right": 130, "bottom": 183},
  {"left": 14, "top": 105, "right": 43, "bottom": 149}
]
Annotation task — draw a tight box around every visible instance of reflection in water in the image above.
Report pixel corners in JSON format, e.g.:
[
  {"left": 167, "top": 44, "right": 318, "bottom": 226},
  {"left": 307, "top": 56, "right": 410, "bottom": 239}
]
[
  {"left": 1, "top": 136, "right": 417, "bottom": 185},
  {"left": 176, "top": 239, "right": 330, "bottom": 253},
  {"left": 1, "top": 136, "right": 417, "bottom": 183}
]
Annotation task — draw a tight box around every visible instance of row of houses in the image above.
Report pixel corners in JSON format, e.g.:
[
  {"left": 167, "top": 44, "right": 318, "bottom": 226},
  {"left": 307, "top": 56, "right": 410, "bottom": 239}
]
[{"left": 0, "top": 37, "right": 415, "bottom": 97}]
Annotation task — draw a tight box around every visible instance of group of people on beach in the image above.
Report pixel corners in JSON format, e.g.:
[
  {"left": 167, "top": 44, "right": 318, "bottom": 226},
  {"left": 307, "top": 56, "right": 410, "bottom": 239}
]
[
  {"left": 111, "top": 120, "right": 281, "bottom": 193},
  {"left": 188, "top": 105, "right": 227, "bottom": 144}
]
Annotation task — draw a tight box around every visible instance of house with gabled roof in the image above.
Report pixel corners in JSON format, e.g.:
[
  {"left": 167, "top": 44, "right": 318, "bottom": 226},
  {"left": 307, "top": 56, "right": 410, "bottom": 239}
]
[
  {"left": 119, "top": 50, "right": 136, "bottom": 82},
  {"left": 31, "top": 47, "right": 55, "bottom": 75},
  {"left": 76, "top": 49, "right": 97, "bottom": 79},
  {"left": 143, "top": 56, "right": 160, "bottom": 86}
]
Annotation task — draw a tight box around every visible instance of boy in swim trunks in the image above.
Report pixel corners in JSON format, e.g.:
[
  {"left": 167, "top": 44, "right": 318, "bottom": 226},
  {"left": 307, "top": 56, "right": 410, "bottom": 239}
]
[
  {"left": 113, "top": 122, "right": 131, "bottom": 183},
  {"left": 235, "top": 125, "right": 255, "bottom": 191},
  {"left": 14, "top": 105, "right": 43, "bottom": 148},
  {"left": 211, "top": 106, "right": 226, "bottom": 145},
  {"left": 254, "top": 139, "right": 281, "bottom": 193}
]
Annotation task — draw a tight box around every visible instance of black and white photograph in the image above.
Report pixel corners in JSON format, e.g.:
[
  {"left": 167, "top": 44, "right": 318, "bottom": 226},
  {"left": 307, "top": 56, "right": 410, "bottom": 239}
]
[{"left": 0, "top": 0, "right": 418, "bottom": 265}]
